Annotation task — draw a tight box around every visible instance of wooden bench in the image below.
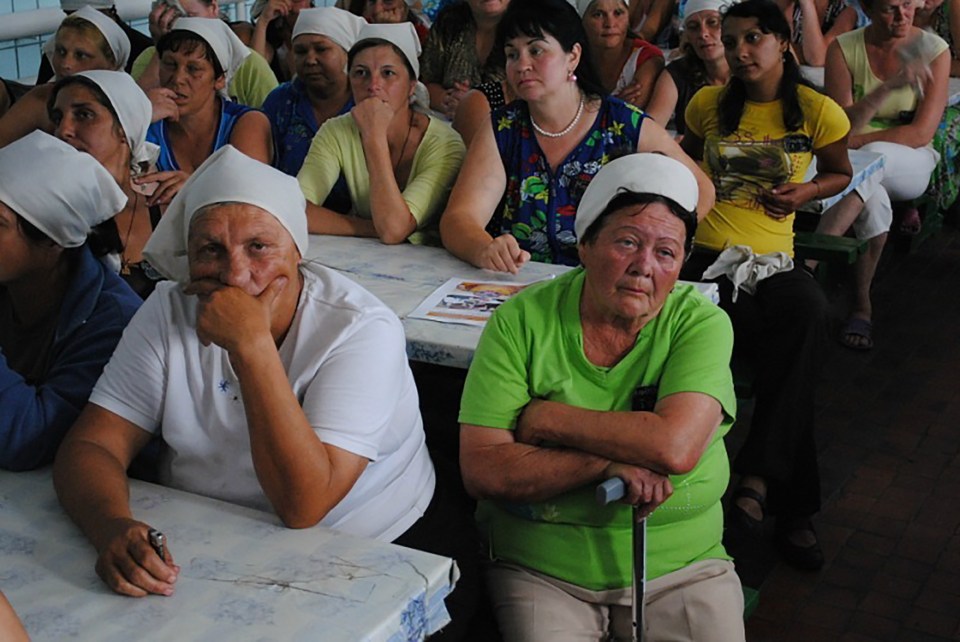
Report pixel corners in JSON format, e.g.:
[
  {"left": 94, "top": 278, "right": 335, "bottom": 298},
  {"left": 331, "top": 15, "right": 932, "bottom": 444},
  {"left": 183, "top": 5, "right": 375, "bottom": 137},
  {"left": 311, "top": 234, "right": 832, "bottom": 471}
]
[{"left": 793, "top": 230, "right": 868, "bottom": 265}]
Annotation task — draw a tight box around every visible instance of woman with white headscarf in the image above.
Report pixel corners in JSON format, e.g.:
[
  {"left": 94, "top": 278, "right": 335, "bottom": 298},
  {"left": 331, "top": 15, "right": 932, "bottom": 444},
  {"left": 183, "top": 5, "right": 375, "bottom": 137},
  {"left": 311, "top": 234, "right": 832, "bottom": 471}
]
[
  {"left": 262, "top": 7, "right": 367, "bottom": 180},
  {"left": 54, "top": 146, "right": 479, "bottom": 638},
  {"left": 0, "top": 6, "right": 130, "bottom": 148},
  {"left": 298, "top": 22, "right": 466, "bottom": 245},
  {"left": 574, "top": 0, "right": 665, "bottom": 108},
  {"left": 48, "top": 70, "right": 166, "bottom": 298},
  {"left": 646, "top": 0, "right": 732, "bottom": 138},
  {"left": 144, "top": 17, "right": 273, "bottom": 207},
  {"left": 0, "top": 131, "right": 141, "bottom": 471}
]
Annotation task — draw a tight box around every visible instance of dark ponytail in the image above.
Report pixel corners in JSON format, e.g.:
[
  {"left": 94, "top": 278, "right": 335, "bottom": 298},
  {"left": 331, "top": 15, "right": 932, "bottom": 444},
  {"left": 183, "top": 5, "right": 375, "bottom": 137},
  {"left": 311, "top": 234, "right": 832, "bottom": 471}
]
[{"left": 718, "top": 0, "right": 814, "bottom": 136}]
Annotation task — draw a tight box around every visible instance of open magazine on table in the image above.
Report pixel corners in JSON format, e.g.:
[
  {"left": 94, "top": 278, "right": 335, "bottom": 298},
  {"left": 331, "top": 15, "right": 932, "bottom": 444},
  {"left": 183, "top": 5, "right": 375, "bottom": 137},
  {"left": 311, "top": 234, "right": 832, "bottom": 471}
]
[{"left": 407, "top": 276, "right": 555, "bottom": 327}]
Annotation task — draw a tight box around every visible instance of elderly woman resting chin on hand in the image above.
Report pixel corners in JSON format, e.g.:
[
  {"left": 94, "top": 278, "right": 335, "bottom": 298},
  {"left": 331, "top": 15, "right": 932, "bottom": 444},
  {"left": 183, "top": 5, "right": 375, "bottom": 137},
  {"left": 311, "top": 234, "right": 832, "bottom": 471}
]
[{"left": 459, "top": 153, "right": 745, "bottom": 642}]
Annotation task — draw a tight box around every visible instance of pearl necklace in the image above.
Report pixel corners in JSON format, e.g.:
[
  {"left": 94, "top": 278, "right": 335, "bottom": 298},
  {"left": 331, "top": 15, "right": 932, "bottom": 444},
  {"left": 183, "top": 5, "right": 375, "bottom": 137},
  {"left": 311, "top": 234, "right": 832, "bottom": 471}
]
[{"left": 530, "top": 95, "right": 585, "bottom": 138}]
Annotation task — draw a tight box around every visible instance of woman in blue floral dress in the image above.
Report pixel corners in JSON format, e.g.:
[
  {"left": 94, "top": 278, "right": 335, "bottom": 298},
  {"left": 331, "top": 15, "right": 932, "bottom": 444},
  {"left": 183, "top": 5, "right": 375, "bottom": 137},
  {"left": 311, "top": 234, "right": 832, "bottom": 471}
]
[{"left": 440, "top": 0, "right": 713, "bottom": 272}]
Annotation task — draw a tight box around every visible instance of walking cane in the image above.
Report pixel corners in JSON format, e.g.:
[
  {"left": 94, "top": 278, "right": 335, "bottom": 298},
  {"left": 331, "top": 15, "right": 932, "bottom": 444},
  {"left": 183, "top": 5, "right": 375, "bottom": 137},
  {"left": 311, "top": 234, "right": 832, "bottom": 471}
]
[{"left": 597, "top": 477, "right": 646, "bottom": 642}]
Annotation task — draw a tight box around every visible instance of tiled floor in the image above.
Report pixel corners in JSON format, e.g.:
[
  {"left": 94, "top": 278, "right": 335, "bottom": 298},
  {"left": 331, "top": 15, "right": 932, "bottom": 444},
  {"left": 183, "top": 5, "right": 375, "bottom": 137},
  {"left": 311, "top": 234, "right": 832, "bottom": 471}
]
[{"left": 739, "top": 223, "right": 960, "bottom": 641}]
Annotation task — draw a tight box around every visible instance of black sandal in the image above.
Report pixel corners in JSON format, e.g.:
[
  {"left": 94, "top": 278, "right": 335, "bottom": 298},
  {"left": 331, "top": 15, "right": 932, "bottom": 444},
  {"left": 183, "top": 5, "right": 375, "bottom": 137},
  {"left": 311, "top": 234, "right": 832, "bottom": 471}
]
[
  {"left": 775, "top": 516, "right": 824, "bottom": 571},
  {"left": 727, "top": 486, "right": 766, "bottom": 539}
]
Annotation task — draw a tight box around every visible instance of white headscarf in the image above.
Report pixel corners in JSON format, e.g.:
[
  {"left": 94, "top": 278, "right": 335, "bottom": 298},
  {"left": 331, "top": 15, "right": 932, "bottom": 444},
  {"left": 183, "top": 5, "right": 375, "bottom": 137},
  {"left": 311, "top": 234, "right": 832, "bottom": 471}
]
[
  {"left": 352, "top": 22, "right": 429, "bottom": 111},
  {"left": 44, "top": 5, "right": 131, "bottom": 72},
  {"left": 142, "top": 146, "right": 308, "bottom": 284},
  {"left": 0, "top": 131, "right": 127, "bottom": 248},
  {"left": 682, "top": 0, "right": 734, "bottom": 19},
  {"left": 73, "top": 70, "right": 160, "bottom": 170},
  {"left": 569, "top": 0, "right": 629, "bottom": 17},
  {"left": 574, "top": 153, "right": 699, "bottom": 241},
  {"left": 292, "top": 7, "right": 367, "bottom": 52},
  {"left": 60, "top": 0, "right": 111, "bottom": 9},
  {"left": 168, "top": 17, "right": 250, "bottom": 87}
]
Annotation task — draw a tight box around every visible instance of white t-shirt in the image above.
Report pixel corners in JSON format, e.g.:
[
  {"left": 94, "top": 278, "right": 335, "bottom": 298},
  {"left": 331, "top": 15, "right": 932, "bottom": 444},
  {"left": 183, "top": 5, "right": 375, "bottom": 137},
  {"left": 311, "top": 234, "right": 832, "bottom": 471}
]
[{"left": 90, "top": 266, "right": 435, "bottom": 542}]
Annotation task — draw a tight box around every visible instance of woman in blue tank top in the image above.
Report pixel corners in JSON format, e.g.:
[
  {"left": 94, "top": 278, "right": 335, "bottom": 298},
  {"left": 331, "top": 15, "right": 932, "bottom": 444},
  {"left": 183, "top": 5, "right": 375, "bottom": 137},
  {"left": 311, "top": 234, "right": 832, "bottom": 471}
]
[{"left": 141, "top": 18, "right": 272, "bottom": 208}]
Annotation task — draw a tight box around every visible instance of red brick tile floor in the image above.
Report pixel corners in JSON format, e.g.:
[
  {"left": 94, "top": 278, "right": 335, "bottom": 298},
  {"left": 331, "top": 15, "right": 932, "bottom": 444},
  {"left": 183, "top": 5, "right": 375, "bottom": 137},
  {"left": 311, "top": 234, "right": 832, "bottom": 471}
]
[{"left": 735, "top": 222, "right": 960, "bottom": 641}]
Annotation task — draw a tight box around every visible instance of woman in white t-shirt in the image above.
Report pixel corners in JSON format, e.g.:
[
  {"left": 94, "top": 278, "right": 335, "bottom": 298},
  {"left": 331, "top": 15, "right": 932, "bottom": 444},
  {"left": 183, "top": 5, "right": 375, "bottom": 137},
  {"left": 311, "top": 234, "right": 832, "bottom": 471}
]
[{"left": 53, "top": 145, "right": 477, "bottom": 637}]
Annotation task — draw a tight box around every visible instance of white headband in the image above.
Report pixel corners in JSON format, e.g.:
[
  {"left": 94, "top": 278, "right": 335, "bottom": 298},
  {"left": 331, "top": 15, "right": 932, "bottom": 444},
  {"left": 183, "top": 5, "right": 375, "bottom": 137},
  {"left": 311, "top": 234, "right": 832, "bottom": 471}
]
[
  {"left": 575, "top": 154, "right": 698, "bottom": 241},
  {"left": 682, "top": 0, "right": 733, "bottom": 19},
  {"left": 168, "top": 17, "right": 250, "bottom": 86},
  {"left": 142, "top": 146, "right": 308, "bottom": 284},
  {"left": 569, "top": 0, "right": 630, "bottom": 17},
  {"left": 293, "top": 7, "right": 367, "bottom": 52},
  {"left": 0, "top": 131, "right": 127, "bottom": 248},
  {"left": 74, "top": 70, "right": 160, "bottom": 170},
  {"left": 44, "top": 5, "right": 131, "bottom": 72}
]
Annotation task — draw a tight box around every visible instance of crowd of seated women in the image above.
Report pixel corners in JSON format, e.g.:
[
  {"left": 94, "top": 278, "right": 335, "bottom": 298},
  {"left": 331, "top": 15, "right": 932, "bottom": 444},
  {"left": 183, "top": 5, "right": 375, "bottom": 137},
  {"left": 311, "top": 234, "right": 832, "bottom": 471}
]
[{"left": 1, "top": 0, "right": 957, "bottom": 639}]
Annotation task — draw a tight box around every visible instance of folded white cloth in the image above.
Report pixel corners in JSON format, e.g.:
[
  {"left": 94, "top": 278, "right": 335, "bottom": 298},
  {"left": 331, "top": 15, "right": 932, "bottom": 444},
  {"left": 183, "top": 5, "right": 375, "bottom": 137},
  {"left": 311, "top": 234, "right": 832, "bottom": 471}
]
[
  {"left": 701, "top": 245, "right": 794, "bottom": 302},
  {"left": 0, "top": 131, "right": 127, "bottom": 248},
  {"left": 292, "top": 7, "right": 367, "bottom": 52}
]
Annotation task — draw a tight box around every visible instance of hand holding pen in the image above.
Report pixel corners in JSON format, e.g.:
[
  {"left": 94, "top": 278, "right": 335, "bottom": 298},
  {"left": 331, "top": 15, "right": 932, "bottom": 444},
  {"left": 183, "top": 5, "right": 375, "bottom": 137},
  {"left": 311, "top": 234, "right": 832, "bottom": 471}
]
[{"left": 92, "top": 518, "right": 179, "bottom": 598}]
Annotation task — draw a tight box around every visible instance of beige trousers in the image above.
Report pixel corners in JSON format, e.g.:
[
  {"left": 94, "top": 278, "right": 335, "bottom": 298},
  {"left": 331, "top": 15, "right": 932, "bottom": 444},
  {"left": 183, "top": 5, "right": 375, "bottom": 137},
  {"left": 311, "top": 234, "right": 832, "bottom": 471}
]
[{"left": 485, "top": 558, "right": 746, "bottom": 642}]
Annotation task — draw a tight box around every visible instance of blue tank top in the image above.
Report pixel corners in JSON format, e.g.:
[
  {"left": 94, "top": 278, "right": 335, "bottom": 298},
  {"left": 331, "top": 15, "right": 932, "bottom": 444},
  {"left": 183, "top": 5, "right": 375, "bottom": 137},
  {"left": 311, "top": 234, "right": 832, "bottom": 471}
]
[
  {"left": 147, "top": 99, "right": 254, "bottom": 172},
  {"left": 491, "top": 96, "right": 646, "bottom": 266}
]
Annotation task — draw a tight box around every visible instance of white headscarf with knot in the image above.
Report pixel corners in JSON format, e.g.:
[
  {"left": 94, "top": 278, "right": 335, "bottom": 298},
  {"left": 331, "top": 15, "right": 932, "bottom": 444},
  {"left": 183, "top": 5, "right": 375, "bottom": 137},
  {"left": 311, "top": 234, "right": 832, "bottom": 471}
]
[
  {"left": 44, "top": 5, "right": 131, "bottom": 73},
  {"left": 292, "top": 7, "right": 367, "bottom": 52},
  {"left": 0, "top": 131, "right": 127, "bottom": 248},
  {"left": 142, "top": 146, "right": 308, "bottom": 284},
  {"left": 352, "top": 22, "right": 430, "bottom": 111},
  {"left": 73, "top": 70, "right": 160, "bottom": 171},
  {"left": 168, "top": 17, "right": 250, "bottom": 89},
  {"left": 682, "top": 0, "right": 735, "bottom": 19},
  {"left": 568, "top": 0, "right": 629, "bottom": 17},
  {"left": 574, "top": 153, "right": 699, "bottom": 241}
]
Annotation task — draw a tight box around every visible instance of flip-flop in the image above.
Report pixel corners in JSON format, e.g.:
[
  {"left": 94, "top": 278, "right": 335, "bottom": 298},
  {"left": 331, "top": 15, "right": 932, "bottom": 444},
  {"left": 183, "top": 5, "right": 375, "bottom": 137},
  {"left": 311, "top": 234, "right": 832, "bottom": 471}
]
[
  {"left": 840, "top": 317, "right": 873, "bottom": 351},
  {"left": 899, "top": 207, "right": 922, "bottom": 236}
]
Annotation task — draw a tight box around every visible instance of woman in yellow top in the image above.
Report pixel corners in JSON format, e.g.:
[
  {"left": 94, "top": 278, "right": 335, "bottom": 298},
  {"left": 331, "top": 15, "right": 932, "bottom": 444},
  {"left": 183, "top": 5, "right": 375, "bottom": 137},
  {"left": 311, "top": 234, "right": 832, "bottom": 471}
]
[{"left": 681, "top": 0, "right": 852, "bottom": 571}]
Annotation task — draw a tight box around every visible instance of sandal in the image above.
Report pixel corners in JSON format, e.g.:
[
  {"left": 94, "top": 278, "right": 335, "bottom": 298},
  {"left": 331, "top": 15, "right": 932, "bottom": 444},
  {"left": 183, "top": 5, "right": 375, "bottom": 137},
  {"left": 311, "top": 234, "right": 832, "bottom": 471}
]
[
  {"left": 898, "top": 207, "right": 922, "bottom": 236},
  {"left": 840, "top": 317, "right": 873, "bottom": 351},
  {"left": 775, "top": 517, "right": 824, "bottom": 571},
  {"left": 727, "top": 486, "right": 766, "bottom": 540}
]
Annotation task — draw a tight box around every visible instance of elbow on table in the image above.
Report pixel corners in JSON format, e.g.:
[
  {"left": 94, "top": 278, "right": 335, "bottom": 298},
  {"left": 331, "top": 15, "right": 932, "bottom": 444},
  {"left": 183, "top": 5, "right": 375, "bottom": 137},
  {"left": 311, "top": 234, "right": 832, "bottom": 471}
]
[{"left": 274, "top": 504, "right": 327, "bottom": 530}]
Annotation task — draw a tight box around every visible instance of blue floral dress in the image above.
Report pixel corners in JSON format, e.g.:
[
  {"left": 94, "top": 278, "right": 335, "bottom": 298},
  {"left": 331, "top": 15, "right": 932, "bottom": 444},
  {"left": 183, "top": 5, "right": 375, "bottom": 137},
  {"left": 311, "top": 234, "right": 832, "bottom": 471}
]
[{"left": 491, "top": 96, "right": 646, "bottom": 266}]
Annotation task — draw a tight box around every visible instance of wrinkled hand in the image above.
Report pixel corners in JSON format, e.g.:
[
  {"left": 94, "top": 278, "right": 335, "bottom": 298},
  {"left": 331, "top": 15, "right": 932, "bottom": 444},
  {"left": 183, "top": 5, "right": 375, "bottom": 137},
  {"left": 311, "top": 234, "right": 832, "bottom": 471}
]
[
  {"left": 137, "top": 169, "right": 190, "bottom": 207},
  {"left": 94, "top": 518, "right": 179, "bottom": 597},
  {"left": 603, "top": 463, "right": 673, "bottom": 519},
  {"left": 259, "top": 0, "right": 291, "bottom": 24},
  {"left": 441, "top": 82, "right": 471, "bottom": 119},
  {"left": 148, "top": 2, "right": 181, "bottom": 43},
  {"left": 757, "top": 182, "right": 815, "bottom": 219},
  {"left": 888, "top": 57, "right": 933, "bottom": 93},
  {"left": 147, "top": 87, "right": 179, "bottom": 123},
  {"left": 184, "top": 276, "right": 289, "bottom": 352},
  {"left": 476, "top": 234, "right": 531, "bottom": 274},
  {"left": 351, "top": 97, "right": 395, "bottom": 141}
]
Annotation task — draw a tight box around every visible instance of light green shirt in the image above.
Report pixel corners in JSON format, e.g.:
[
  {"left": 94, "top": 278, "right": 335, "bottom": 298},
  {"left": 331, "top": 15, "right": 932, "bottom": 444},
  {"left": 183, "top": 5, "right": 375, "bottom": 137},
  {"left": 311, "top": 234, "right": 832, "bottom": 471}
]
[
  {"left": 459, "top": 268, "right": 736, "bottom": 589},
  {"left": 297, "top": 113, "right": 465, "bottom": 245}
]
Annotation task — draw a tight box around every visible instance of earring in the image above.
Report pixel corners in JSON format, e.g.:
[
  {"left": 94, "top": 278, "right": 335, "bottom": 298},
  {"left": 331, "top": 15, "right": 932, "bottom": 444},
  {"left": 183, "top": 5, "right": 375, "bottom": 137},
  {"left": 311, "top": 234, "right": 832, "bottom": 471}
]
[{"left": 568, "top": 69, "right": 577, "bottom": 82}]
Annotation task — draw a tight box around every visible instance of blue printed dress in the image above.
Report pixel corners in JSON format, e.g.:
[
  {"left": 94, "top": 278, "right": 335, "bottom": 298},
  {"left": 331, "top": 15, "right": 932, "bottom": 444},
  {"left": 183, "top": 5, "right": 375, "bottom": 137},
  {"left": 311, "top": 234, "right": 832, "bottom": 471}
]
[{"left": 491, "top": 96, "right": 646, "bottom": 266}]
